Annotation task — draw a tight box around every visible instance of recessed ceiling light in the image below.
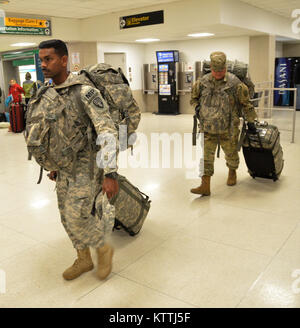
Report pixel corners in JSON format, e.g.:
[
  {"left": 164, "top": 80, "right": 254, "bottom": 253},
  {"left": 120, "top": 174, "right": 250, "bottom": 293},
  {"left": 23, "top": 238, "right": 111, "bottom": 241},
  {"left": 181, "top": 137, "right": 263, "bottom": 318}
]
[
  {"left": 135, "top": 38, "right": 160, "bottom": 43},
  {"left": 187, "top": 33, "right": 215, "bottom": 37},
  {"left": 10, "top": 42, "right": 37, "bottom": 47}
]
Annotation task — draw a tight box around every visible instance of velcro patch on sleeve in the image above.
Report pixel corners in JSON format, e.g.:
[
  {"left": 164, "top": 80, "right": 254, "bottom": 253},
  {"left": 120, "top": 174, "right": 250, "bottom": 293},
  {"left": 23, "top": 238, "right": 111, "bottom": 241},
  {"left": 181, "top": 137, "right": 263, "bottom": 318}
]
[{"left": 84, "top": 88, "right": 96, "bottom": 102}]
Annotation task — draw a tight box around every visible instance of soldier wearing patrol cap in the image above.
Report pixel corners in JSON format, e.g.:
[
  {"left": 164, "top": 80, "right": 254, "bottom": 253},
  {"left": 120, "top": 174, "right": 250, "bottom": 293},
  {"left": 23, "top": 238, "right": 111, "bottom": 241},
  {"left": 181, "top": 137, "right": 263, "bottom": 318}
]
[{"left": 190, "top": 51, "right": 257, "bottom": 196}]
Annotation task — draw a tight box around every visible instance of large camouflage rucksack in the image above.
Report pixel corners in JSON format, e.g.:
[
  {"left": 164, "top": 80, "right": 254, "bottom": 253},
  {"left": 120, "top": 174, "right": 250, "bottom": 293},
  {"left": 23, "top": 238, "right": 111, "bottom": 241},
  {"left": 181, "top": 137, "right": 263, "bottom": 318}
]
[
  {"left": 202, "top": 60, "right": 211, "bottom": 76},
  {"left": 25, "top": 64, "right": 141, "bottom": 181},
  {"left": 192, "top": 59, "right": 255, "bottom": 144},
  {"left": 231, "top": 60, "right": 255, "bottom": 99},
  {"left": 25, "top": 85, "right": 89, "bottom": 175},
  {"left": 79, "top": 63, "right": 141, "bottom": 140},
  {"left": 197, "top": 72, "right": 241, "bottom": 134},
  {"left": 201, "top": 59, "right": 255, "bottom": 99}
]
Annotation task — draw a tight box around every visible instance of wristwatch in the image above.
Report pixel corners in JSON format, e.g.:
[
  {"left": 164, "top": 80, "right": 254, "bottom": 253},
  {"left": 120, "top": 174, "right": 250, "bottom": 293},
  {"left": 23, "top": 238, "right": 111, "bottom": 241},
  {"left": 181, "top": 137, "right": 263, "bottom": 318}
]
[{"left": 104, "top": 172, "right": 119, "bottom": 180}]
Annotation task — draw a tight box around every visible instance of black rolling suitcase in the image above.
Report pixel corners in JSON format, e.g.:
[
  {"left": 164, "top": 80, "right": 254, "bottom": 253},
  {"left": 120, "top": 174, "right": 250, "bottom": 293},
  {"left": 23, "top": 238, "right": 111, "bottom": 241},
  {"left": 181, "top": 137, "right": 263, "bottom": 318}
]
[{"left": 242, "top": 121, "right": 284, "bottom": 181}]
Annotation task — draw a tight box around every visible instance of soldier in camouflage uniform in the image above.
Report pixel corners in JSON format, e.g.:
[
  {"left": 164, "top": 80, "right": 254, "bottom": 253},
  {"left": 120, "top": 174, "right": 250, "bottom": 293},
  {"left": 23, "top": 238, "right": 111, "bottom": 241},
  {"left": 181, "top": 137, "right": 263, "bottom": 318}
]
[
  {"left": 38, "top": 39, "right": 118, "bottom": 280},
  {"left": 190, "top": 51, "right": 257, "bottom": 196}
]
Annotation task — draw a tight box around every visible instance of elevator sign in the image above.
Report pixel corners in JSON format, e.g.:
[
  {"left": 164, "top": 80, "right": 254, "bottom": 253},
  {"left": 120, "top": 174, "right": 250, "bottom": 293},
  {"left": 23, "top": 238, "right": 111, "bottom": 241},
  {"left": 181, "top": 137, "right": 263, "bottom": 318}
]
[
  {"left": 120, "top": 10, "right": 164, "bottom": 29},
  {"left": 0, "top": 17, "right": 51, "bottom": 35}
]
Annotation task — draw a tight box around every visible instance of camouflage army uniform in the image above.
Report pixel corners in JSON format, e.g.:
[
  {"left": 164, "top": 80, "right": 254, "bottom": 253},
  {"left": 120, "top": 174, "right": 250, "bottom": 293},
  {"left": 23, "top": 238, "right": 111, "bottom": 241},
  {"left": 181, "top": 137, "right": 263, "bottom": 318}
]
[
  {"left": 54, "top": 73, "right": 118, "bottom": 250},
  {"left": 190, "top": 72, "right": 257, "bottom": 176}
]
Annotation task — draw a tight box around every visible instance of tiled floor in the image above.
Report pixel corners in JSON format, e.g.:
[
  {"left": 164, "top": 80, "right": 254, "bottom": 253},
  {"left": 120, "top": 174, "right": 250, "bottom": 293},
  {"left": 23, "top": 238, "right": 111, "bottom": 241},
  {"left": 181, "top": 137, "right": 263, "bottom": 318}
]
[{"left": 0, "top": 111, "right": 299, "bottom": 308}]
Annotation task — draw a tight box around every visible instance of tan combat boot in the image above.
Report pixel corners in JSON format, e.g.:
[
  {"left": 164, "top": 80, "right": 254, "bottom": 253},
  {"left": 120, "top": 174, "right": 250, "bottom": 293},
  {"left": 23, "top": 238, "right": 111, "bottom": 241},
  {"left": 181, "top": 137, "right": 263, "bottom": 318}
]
[
  {"left": 96, "top": 244, "right": 114, "bottom": 280},
  {"left": 190, "top": 175, "right": 211, "bottom": 196},
  {"left": 63, "top": 248, "right": 94, "bottom": 280},
  {"left": 227, "top": 169, "right": 237, "bottom": 186}
]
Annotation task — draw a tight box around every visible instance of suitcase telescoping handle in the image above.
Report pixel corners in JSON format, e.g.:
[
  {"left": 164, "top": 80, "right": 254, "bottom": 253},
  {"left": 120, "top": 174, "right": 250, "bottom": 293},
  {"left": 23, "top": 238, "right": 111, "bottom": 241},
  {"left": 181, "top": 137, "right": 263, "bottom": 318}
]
[{"left": 256, "top": 120, "right": 268, "bottom": 128}]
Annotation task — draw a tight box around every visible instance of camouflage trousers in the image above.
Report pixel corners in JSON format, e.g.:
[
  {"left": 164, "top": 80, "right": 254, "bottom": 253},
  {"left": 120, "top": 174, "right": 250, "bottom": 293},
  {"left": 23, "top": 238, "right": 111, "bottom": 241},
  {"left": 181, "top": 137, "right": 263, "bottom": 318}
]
[
  {"left": 56, "top": 152, "right": 115, "bottom": 250},
  {"left": 203, "top": 130, "right": 240, "bottom": 176}
]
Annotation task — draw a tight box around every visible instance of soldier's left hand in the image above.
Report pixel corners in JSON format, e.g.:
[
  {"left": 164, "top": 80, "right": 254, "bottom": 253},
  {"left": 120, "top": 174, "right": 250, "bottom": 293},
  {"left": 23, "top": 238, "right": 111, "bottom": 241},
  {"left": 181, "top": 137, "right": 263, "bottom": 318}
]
[{"left": 102, "top": 177, "right": 119, "bottom": 200}]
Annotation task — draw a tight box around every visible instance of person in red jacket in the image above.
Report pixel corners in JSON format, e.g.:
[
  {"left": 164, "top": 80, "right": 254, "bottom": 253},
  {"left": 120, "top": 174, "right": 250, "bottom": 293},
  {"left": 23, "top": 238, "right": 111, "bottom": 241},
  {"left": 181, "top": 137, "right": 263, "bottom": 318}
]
[{"left": 8, "top": 79, "right": 25, "bottom": 103}]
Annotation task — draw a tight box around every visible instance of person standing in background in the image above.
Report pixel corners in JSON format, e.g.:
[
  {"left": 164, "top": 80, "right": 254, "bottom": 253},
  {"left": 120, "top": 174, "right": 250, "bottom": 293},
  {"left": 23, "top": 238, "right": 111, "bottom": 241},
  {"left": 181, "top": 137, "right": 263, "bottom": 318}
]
[
  {"left": 8, "top": 79, "right": 24, "bottom": 103},
  {"left": 23, "top": 72, "right": 36, "bottom": 106},
  {"left": 22, "top": 72, "right": 37, "bottom": 127},
  {"left": 8, "top": 79, "right": 25, "bottom": 132}
]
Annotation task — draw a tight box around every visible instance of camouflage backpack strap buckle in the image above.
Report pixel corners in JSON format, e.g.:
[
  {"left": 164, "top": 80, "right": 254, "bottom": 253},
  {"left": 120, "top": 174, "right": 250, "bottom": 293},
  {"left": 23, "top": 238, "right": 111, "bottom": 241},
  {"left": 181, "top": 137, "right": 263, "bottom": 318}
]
[{"left": 35, "top": 85, "right": 51, "bottom": 99}]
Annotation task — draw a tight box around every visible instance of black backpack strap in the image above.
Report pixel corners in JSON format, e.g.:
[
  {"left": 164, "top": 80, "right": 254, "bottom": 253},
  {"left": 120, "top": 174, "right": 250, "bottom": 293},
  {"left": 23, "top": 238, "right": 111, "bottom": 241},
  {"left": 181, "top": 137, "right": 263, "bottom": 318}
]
[
  {"left": 217, "top": 135, "right": 221, "bottom": 158},
  {"left": 118, "top": 68, "right": 130, "bottom": 86},
  {"left": 37, "top": 166, "right": 43, "bottom": 184},
  {"left": 192, "top": 114, "right": 198, "bottom": 146}
]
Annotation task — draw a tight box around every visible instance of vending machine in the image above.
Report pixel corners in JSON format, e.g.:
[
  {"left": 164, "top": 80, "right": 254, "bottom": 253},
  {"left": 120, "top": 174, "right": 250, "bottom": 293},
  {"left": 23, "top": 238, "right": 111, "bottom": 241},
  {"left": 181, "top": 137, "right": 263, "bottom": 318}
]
[{"left": 156, "top": 50, "right": 179, "bottom": 115}]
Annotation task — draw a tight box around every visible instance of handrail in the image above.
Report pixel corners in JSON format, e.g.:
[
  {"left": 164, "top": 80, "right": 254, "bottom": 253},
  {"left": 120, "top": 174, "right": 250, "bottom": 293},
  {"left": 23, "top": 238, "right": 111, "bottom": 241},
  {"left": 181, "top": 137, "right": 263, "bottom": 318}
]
[{"left": 254, "top": 84, "right": 297, "bottom": 143}]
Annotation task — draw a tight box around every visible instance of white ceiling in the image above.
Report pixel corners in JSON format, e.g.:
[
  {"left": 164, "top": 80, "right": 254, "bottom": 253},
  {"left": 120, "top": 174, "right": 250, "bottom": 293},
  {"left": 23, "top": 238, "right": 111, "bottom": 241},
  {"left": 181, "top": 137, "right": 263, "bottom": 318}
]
[
  {"left": 1, "top": 0, "right": 299, "bottom": 20},
  {"left": 0, "top": 0, "right": 298, "bottom": 52},
  {"left": 0, "top": 0, "right": 182, "bottom": 19},
  {"left": 0, "top": 23, "right": 265, "bottom": 52},
  {"left": 239, "top": 0, "right": 300, "bottom": 18}
]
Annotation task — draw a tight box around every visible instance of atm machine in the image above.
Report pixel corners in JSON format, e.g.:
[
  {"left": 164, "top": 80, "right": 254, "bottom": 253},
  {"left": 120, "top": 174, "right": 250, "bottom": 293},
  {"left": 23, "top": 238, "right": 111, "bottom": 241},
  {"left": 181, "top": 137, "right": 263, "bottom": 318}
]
[{"left": 156, "top": 50, "right": 179, "bottom": 115}]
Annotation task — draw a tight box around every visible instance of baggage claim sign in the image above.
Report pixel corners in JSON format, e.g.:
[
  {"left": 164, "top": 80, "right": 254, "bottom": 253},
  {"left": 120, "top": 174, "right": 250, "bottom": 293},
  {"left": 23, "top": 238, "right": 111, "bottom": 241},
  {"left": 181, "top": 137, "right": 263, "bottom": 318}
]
[
  {"left": 120, "top": 10, "right": 164, "bottom": 29},
  {"left": 0, "top": 17, "right": 51, "bottom": 35}
]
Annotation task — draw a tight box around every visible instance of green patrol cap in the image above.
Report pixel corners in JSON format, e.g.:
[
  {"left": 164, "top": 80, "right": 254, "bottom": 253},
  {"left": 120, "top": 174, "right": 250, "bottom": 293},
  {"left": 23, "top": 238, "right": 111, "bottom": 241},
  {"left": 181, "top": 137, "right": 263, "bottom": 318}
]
[{"left": 210, "top": 51, "right": 227, "bottom": 72}]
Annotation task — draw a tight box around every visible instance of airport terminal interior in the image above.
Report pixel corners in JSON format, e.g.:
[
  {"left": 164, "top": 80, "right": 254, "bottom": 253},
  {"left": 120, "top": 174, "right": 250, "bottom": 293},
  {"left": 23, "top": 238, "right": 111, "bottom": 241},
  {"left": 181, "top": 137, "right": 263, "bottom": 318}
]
[{"left": 0, "top": 0, "right": 300, "bottom": 308}]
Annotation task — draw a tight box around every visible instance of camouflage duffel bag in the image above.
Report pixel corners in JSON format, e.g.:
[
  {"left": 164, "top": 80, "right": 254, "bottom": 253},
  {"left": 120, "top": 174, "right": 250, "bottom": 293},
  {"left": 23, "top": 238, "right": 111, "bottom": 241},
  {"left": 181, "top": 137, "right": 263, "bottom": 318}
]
[{"left": 96, "top": 174, "right": 151, "bottom": 236}]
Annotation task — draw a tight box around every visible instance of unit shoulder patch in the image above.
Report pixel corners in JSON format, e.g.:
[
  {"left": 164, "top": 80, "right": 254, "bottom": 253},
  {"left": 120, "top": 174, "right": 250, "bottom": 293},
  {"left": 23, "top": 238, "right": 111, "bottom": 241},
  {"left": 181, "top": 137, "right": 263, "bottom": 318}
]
[
  {"left": 243, "top": 87, "right": 249, "bottom": 98},
  {"left": 93, "top": 96, "right": 104, "bottom": 108}
]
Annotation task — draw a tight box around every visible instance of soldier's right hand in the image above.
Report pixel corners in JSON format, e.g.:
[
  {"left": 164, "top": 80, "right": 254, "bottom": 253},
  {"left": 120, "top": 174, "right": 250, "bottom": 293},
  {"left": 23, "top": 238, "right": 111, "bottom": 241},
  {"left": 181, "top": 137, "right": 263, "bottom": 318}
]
[
  {"left": 102, "top": 177, "right": 119, "bottom": 200},
  {"left": 47, "top": 171, "right": 57, "bottom": 181},
  {"left": 247, "top": 122, "right": 257, "bottom": 134}
]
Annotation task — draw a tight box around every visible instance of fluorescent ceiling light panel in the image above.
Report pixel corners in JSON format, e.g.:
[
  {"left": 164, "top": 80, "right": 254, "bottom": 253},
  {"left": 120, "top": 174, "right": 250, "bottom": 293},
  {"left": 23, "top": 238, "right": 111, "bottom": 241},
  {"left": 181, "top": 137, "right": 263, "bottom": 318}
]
[
  {"left": 135, "top": 38, "right": 160, "bottom": 42},
  {"left": 10, "top": 42, "right": 37, "bottom": 47},
  {"left": 187, "top": 33, "right": 215, "bottom": 37}
]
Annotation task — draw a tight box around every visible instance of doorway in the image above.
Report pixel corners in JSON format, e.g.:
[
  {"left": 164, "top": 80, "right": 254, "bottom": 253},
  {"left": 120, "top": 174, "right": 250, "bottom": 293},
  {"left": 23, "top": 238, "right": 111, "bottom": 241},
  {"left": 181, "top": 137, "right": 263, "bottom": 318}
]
[{"left": 19, "top": 65, "right": 37, "bottom": 86}]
